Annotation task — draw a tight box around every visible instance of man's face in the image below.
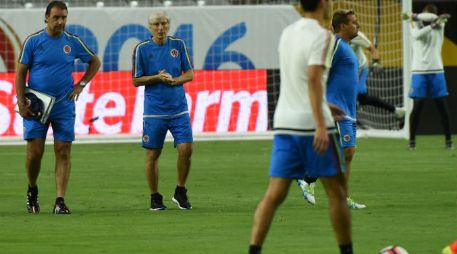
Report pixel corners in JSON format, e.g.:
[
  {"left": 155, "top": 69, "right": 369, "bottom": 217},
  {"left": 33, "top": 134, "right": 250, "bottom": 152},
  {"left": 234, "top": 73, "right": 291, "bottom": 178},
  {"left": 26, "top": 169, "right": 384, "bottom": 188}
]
[
  {"left": 342, "top": 14, "right": 359, "bottom": 39},
  {"left": 45, "top": 7, "right": 67, "bottom": 35},
  {"left": 149, "top": 16, "right": 170, "bottom": 41}
]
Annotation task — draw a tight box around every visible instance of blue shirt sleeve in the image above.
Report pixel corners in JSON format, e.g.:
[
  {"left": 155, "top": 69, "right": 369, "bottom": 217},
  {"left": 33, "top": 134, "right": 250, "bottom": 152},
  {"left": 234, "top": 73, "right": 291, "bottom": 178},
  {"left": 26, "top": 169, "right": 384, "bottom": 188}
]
[
  {"left": 72, "top": 36, "right": 94, "bottom": 63},
  {"left": 180, "top": 40, "right": 192, "bottom": 72},
  {"left": 18, "top": 36, "right": 34, "bottom": 66},
  {"left": 132, "top": 44, "right": 144, "bottom": 78}
]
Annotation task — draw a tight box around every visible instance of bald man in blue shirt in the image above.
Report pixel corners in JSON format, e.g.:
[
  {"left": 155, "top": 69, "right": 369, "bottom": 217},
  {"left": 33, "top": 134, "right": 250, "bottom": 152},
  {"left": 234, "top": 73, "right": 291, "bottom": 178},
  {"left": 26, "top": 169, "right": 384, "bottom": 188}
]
[{"left": 16, "top": 1, "right": 101, "bottom": 214}]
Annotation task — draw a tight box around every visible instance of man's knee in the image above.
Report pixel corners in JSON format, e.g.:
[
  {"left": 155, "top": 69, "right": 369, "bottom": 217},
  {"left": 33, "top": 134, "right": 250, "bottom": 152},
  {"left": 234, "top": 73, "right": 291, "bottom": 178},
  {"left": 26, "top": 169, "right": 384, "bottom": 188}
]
[
  {"left": 263, "top": 191, "right": 287, "bottom": 207},
  {"left": 178, "top": 143, "right": 193, "bottom": 158},
  {"left": 27, "top": 140, "right": 45, "bottom": 161},
  {"left": 146, "top": 148, "right": 162, "bottom": 162},
  {"left": 343, "top": 147, "right": 355, "bottom": 163},
  {"left": 54, "top": 142, "right": 71, "bottom": 160},
  {"left": 264, "top": 185, "right": 289, "bottom": 206},
  {"left": 27, "top": 148, "right": 44, "bottom": 162},
  {"left": 321, "top": 175, "right": 347, "bottom": 200}
]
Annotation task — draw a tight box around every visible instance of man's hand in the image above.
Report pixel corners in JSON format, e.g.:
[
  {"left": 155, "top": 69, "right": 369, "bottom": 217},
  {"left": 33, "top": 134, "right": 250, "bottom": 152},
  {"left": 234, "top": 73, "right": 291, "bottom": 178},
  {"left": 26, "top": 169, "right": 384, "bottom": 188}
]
[
  {"left": 158, "top": 70, "right": 175, "bottom": 84},
  {"left": 434, "top": 14, "right": 451, "bottom": 27},
  {"left": 17, "top": 99, "right": 35, "bottom": 118},
  {"left": 313, "top": 127, "right": 329, "bottom": 154},
  {"left": 371, "top": 59, "right": 383, "bottom": 74},
  {"left": 439, "top": 13, "right": 451, "bottom": 20},
  {"left": 402, "top": 12, "right": 418, "bottom": 21},
  {"left": 328, "top": 103, "right": 346, "bottom": 121},
  {"left": 69, "top": 83, "right": 85, "bottom": 101},
  {"left": 170, "top": 77, "right": 183, "bottom": 86},
  {"left": 401, "top": 12, "right": 411, "bottom": 21}
]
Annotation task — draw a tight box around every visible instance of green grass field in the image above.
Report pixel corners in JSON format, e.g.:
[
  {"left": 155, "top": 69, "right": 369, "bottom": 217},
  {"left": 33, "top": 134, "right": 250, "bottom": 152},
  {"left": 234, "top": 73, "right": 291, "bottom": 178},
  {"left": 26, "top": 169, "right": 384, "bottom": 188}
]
[{"left": 0, "top": 135, "right": 456, "bottom": 254}]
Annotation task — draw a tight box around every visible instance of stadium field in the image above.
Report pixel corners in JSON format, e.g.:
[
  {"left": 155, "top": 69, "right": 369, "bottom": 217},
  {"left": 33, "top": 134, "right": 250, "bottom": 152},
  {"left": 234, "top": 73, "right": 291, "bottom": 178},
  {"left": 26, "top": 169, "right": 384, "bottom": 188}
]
[{"left": 0, "top": 135, "right": 456, "bottom": 254}]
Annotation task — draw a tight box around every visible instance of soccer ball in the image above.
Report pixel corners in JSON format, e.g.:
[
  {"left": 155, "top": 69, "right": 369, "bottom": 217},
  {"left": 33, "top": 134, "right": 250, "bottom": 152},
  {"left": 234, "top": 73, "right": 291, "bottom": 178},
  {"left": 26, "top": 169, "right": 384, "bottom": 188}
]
[{"left": 378, "top": 245, "right": 409, "bottom": 254}]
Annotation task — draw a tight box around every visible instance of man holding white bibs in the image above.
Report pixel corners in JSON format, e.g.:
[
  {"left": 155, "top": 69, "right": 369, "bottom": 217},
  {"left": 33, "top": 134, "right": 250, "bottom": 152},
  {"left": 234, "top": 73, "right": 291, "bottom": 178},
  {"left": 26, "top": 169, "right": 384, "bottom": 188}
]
[{"left": 15, "top": 1, "right": 100, "bottom": 214}]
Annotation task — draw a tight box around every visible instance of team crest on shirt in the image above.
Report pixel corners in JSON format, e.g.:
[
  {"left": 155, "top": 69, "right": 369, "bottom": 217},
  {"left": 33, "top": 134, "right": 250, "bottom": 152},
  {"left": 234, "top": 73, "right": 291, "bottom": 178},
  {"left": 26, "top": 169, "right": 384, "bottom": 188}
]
[
  {"left": 63, "top": 45, "right": 71, "bottom": 54},
  {"left": 143, "top": 135, "right": 150, "bottom": 143},
  {"left": 343, "top": 134, "right": 351, "bottom": 142},
  {"left": 170, "top": 48, "right": 179, "bottom": 58}
]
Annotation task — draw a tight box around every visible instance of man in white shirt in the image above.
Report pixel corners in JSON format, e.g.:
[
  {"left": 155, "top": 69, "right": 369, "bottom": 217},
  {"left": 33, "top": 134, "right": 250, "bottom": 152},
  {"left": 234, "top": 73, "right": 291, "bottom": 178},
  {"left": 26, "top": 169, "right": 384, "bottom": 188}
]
[
  {"left": 248, "top": 1, "right": 353, "bottom": 254},
  {"left": 408, "top": 4, "right": 453, "bottom": 150}
]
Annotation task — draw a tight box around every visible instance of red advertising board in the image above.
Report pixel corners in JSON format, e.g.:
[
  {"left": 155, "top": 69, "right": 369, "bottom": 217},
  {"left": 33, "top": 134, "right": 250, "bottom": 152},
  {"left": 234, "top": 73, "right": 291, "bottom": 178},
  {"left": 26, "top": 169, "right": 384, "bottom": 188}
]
[{"left": 0, "top": 70, "right": 267, "bottom": 137}]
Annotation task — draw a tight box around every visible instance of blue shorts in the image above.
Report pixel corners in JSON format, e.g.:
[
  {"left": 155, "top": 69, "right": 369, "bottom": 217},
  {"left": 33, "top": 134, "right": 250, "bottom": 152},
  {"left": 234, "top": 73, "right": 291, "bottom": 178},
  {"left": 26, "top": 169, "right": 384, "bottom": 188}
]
[
  {"left": 337, "top": 119, "right": 357, "bottom": 148},
  {"left": 23, "top": 97, "right": 75, "bottom": 142},
  {"left": 409, "top": 73, "right": 448, "bottom": 99},
  {"left": 142, "top": 114, "right": 193, "bottom": 149},
  {"left": 269, "top": 134, "right": 345, "bottom": 178},
  {"left": 357, "top": 66, "right": 369, "bottom": 95}
]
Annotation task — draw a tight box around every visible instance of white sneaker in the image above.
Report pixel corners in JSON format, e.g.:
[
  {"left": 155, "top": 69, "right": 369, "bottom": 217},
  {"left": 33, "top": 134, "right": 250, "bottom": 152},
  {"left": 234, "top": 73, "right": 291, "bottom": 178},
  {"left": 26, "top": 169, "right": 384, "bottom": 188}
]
[
  {"left": 297, "top": 180, "right": 316, "bottom": 205},
  {"left": 347, "top": 197, "right": 366, "bottom": 209},
  {"left": 394, "top": 107, "right": 406, "bottom": 119}
]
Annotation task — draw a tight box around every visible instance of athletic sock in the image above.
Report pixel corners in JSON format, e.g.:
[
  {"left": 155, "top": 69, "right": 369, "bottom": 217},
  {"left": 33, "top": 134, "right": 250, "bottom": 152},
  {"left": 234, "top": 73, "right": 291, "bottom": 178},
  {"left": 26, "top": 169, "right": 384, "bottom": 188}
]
[
  {"left": 339, "top": 243, "right": 353, "bottom": 254},
  {"left": 304, "top": 176, "right": 318, "bottom": 184},
  {"left": 249, "top": 245, "right": 261, "bottom": 254}
]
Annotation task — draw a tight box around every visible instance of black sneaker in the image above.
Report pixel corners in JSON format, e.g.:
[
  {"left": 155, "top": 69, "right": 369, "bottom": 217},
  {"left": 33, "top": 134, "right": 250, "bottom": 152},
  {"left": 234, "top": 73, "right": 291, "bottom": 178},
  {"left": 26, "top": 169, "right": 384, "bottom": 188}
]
[
  {"left": 408, "top": 140, "right": 416, "bottom": 150},
  {"left": 26, "top": 185, "right": 40, "bottom": 214},
  {"left": 172, "top": 186, "right": 192, "bottom": 210},
  {"left": 446, "top": 140, "right": 455, "bottom": 150},
  {"left": 53, "top": 198, "right": 71, "bottom": 214},
  {"left": 150, "top": 193, "right": 167, "bottom": 211}
]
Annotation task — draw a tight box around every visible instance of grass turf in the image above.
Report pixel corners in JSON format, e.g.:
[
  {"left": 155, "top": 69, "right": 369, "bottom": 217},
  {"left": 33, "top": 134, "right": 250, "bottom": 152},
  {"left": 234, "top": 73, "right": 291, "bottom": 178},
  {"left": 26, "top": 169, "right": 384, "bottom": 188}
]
[{"left": 0, "top": 135, "right": 456, "bottom": 253}]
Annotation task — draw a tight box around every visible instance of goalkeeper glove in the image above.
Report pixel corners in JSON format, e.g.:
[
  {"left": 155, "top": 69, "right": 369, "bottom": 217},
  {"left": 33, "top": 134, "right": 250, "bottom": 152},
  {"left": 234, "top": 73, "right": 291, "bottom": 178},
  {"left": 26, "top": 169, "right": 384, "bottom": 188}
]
[{"left": 371, "top": 59, "right": 383, "bottom": 74}]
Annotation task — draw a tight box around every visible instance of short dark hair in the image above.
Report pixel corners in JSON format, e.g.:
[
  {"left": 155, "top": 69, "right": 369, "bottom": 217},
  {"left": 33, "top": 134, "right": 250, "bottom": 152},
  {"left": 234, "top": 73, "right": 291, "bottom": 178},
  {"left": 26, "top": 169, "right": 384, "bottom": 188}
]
[
  {"left": 423, "top": 4, "right": 438, "bottom": 14},
  {"left": 300, "top": 0, "right": 320, "bottom": 12},
  {"left": 45, "top": 1, "right": 67, "bottom": 16},
  {"left": 332, "top": 9, "right": 355, "bottom": 32}
]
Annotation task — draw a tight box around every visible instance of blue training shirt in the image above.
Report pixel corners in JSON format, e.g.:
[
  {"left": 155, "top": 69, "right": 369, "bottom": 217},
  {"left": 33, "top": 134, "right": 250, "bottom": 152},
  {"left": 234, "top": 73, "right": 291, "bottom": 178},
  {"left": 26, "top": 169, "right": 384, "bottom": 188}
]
[
  {"left": 132, "top": 36, "right": 193, "bottom": 117},
  {"left": 19, "top": 29, "right": 95, "bottom": 99},
  {"left": 327, "top": 35, "right": 359, "bottom": 119}
]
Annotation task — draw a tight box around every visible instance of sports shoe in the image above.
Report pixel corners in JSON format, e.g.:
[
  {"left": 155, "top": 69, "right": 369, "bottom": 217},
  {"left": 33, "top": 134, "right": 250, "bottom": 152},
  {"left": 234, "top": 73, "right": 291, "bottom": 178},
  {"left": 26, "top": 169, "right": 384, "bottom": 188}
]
[
  {"left": 394, "top": 107, "right": 406, "bottom": 119},
  {"left": 408, "top": 140, "right": 416, "bottom": 150},
  {"left": 26, "top": 185, "right": 40, "bottom": 214},
  {"left": 150, "top": 193, "right": 167, "bottom": 211},
  {"left": 446, "top": 140, "right": 455, "bottom": 150},
  {"left": 53, "top": 198, "right": 71, "bottom": 214},
  {"left": 297, "top": 179, "right": 316, "bottom": 205},
  {"left": 347, "top": 197, "right": 366, "bottom": 209},
  {"left": 172, "top": 186, "right": 192, "bottom": 210}
]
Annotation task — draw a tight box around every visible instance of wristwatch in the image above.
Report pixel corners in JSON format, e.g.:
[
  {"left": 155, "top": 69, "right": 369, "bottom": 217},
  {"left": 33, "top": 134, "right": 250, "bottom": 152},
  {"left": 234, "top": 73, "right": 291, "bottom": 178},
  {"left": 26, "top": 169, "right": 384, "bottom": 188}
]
[{"left": 79, "top": 81, "right": 87, "bottom": 87}]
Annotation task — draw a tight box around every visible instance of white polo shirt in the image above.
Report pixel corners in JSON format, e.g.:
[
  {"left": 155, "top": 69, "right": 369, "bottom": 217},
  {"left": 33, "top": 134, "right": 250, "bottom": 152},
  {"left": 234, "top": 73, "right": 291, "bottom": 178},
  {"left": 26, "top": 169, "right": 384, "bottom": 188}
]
[{"left": 274, "top": 18, "right": 336, "bottom": 135}]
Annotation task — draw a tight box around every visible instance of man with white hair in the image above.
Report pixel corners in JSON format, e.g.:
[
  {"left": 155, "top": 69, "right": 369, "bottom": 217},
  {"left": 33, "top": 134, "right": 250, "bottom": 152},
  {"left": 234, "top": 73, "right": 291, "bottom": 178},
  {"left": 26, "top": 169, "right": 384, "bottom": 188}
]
[{"left": 132, "top": 11, "right": 194, "bottom": 210}]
